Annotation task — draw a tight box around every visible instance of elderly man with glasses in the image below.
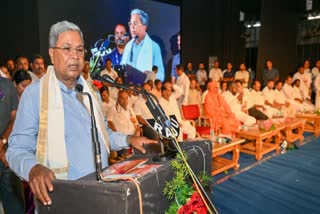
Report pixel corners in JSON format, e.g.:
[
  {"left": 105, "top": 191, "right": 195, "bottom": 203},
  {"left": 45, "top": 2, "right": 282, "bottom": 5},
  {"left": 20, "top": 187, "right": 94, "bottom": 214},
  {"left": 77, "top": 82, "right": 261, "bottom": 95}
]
[
  {"left": 6, "top": 20, "right": 156, "bottom": 207},
  {"left": 121, "top": 9, "right": 165, "bottom": 81}
]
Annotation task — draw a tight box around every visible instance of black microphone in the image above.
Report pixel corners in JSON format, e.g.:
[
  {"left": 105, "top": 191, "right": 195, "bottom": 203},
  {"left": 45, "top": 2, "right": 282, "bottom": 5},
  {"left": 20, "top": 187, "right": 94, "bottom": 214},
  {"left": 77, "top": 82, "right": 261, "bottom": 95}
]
[{"left": 75, "top": 84, "right": 102, "bottom": 182}]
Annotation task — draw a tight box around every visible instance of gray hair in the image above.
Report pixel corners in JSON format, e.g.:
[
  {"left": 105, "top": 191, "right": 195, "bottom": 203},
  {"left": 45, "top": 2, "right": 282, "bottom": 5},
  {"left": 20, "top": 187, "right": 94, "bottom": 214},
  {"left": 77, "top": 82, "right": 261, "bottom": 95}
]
[
  {"left": 131, "top": 9, "right": 149, "bottom": 27},
  {"left": 49, "top": 20, "right": 83, "bottom": 48}
]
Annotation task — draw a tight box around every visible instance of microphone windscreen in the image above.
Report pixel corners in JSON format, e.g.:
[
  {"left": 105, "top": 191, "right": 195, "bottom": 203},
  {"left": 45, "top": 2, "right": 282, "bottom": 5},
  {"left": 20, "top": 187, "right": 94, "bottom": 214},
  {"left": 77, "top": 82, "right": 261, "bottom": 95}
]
[{"left": 75, "top": 84, "right": 84, "bottom": 93}]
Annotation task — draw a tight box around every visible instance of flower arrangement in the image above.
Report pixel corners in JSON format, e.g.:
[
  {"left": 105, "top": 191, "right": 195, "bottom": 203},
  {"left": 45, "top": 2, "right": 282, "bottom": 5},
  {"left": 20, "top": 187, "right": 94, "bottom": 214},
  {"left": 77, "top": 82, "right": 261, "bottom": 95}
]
[
  {"left": 163, "top": 153, "right": 211, "bottom": 214},
  {"left": 258, "top": 119, "right": 275, "bottom": 132}
]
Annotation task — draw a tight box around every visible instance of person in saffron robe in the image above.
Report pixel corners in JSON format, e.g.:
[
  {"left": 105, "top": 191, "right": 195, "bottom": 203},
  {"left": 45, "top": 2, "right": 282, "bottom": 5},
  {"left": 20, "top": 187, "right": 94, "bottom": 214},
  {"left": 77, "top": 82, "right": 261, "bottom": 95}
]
[{"left": 204, "top": 81, "right": 240, "bottom": 135}]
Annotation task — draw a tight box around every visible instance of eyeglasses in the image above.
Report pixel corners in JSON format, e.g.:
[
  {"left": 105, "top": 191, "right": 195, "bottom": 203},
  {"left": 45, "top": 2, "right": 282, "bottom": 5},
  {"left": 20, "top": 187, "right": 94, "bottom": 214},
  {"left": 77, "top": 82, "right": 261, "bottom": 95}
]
[
  {"left": 53, "top": 47, "right": 87, "bottom": 57},
  {"left": 128, "top": 21, "right": 142, "bottom": 27}
]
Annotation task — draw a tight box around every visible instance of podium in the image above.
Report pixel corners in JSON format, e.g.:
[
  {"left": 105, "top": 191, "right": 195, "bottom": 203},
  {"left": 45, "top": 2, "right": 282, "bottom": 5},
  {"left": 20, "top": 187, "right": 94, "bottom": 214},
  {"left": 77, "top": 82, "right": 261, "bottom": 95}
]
[{"left": 37, "top": 140, "right": 212, "bottom": 214}]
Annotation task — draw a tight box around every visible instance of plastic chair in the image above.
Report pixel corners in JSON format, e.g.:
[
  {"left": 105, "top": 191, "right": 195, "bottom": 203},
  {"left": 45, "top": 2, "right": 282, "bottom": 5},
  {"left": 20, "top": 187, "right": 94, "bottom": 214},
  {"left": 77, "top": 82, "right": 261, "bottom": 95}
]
[{"left": 181, "top": 104, "right": 212, "bottom": 137}]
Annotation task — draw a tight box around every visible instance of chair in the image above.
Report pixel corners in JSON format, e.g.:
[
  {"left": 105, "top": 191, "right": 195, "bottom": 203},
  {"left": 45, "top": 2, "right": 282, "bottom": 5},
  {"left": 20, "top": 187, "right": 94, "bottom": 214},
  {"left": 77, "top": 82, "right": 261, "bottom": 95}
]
[{"left": 181, "top": 104, "right": 212, "bottom": 137}]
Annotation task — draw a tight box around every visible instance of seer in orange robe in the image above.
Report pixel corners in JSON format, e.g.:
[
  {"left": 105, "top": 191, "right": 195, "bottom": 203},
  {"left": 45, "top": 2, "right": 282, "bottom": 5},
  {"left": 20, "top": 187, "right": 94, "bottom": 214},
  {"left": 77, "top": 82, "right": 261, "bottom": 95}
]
[{"left": 204, "top": 81, "right": 240, "bottom": 135}]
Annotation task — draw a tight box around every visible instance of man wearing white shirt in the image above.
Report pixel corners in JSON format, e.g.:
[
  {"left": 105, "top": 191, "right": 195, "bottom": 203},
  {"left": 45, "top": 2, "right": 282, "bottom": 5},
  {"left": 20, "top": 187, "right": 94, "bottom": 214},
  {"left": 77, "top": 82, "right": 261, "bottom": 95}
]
[
  {"left": 109, "top": 76, "right": 123, "bottom": 101},
  {"left": 222, "top": 83, "right": 256, "bottom": 125},
  {"left": 176, "top": 64, "right": 190, "bottom": 106},
  {"left": 293, "top": 79, "right": 315, "bottom": 112},
  {"left": 247, "top": 80, "right": 276, "bottom": 119},
  {"left": 151, "top": 79, "right": 162, "bottom": 99},
  {"left": 311, "top": 60, "right": 320, "bottom": 78},
  {"left": 262, "top": 80, "right": 284, "bottom": 116},
  {"left": 282, "top": 76, "right": 313, "bottom": 112},
  {"left": 160, "top": 82, "right": 196, "bottom": 140},
  {"left": 234, "top": 63, "right": 250, "bottom": 88},
  {"left": 134, "top": 83, "right": 159, "bottom": 140},
  {"left": 100, "top": 58, "right": 118, "bottom": 81},
  {"left": 274, "top": 81, "right": 296, "bottom": 116},
  {"left": 209, "top": 61, "right": 222, "bottom": 82},
  {"left": 293, "top": 66, "right": 312, "bottom": 100},
  {"left": 100, "top": 86, "right": 116, "bottom": 118}
]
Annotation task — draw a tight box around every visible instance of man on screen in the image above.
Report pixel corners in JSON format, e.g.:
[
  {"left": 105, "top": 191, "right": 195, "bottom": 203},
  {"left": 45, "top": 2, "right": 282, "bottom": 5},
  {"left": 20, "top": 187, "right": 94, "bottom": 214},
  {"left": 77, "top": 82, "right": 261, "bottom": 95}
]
[
  {"left": 104, "top": 24, "right": 129, "bottom": 66},
  {"left": 6, "top": 20, "right": 156, "bottom": 206},
  {"left": 121, "top": 9, "right": 165, "bottom": 81}
]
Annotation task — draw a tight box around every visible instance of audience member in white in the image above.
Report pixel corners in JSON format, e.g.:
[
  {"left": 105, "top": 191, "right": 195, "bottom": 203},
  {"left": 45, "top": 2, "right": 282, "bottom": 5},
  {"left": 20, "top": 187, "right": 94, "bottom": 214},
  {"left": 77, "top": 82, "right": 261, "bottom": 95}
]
[
  {"left": 109, "top": 76, "right": 123, "bottom": 101},
  {"left": 293, "top": 79, "right": 315, "bottom": 112},
  {"left": 293, "top": 65, "right": 312, "bottom": 101},
  {"left": 127, "top": 85, "right": 138, "bottom": 108},
  {"left": 314, "top": 70, "right": 320, "bottom": 109},
  {"left": 100, "top": 86, "right": 116, "bottom": 117},
  {"left": 282, "top": 76, "right": 314, "bottom": 112},
  {"left": 303, "top": 59, "right": 311, "bottom": 73},
  {"left": 262, "top": 80, "right": 284, "bottom": 116},
  {"left": 312, "top": 59, "right": 320, "bottom": 78},
  {"left": 160, "top": 82, "right": 196, "bottom": 140},
  {"left": 222, "top": 82, "right": 256, "bottom": 125},
  {"left": 133, "top": 83, "right": 159, "bottom": 140},
  {"left": 81, "top": 61, "right": 93, "bottom": 85},
  {"left": 176, "top": 64, "right": 190, "bottom": 105},
  {"left": 273, "top": 81, "right": 296, "bottom": 116},
  {"left": 248, "top": 80, "right": 278, "bottom": 118},
  {"left": 234, "top": 63, "right": 250, "bottom": 88},
  {"left": 107, "top": 90, "right": 140, "bottom": 136},
  {"left": 219, "top": 81, "right": 228, "bottom": 94},
  {"left": 100, "top": 58, "right": 118, "bottom": 81},
  {"left": 145, "top": 65, "right": 158, "bottom": 83},
  {"left": 151, "top": 79, "right": 162, "bottom": 99},
  {"left": 196, "top": 63, "right": 208, "bottom": 91},
  {"left": 188, "top": 78, "right": 203, "bottom": 115},
  {"left": 209, "top": 61, "right": 223, "bottom": 82}
]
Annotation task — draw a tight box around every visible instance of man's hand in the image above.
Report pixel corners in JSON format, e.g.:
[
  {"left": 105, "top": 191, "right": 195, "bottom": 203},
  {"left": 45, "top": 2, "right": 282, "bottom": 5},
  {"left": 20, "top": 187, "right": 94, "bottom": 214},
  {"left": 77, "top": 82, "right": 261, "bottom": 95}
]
[
  {"left": 127, "top": 136, "right": 157, "bottom": 154},
  {"left": 0, "top": 145, "right": 8, "bottom": 167},
  {"left": 29, "top": 164, "right": 56, "bottom": 206}
]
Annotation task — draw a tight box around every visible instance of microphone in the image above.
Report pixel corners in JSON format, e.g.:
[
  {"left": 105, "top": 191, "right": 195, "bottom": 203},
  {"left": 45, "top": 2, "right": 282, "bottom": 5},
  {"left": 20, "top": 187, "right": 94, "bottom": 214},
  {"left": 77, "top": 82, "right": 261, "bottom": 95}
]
[{"left": 75, "top": 84, "right": 103, "bottom": 182}]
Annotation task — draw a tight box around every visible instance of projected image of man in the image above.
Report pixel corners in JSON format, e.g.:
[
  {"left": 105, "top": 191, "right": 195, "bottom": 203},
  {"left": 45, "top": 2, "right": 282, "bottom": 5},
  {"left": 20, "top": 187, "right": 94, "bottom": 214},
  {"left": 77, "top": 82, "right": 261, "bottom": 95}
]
[
  {"left": 121, "top": 9, "right": 164, "bottom": 81},
  {"left": 104, "top": 24, "right": 129, "bottom": 66}
]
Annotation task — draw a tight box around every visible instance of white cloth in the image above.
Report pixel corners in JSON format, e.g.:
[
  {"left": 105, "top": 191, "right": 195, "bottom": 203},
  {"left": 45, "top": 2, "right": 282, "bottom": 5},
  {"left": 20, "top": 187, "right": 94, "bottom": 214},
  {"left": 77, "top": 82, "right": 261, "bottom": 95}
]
[
  {"left": 128, "top": 94, "right": 138, "bottom": 109},
  {"left": 37, "top": 66, "right": 110, "bottom": 179},
  {"left": 133, "top": 97, "right": 153, "bottom": 120},
  {"left": 107, "top": 105, "right": 137, "bottom": 135},
  {"left": 274, "top": 89, "right": 296, "bottom": 116},
  {"left": 101, "top": 98, "right": 116, "bottom": 117},
  {"left": 262, "top": 87, "right": 275, "bottom": 103},
  {"left": 109, "top": 87, "right": 119, "bottom": 101},
  {"left": 234, "top": 70, "right": 250, "bottom": 88},
  {"left": 293, "top": 71, "right": 311, "bottom": 100},
  {"left": 100, "top": 68, "right": 118, "bottom": 80},
  {"left": 282, "top": 83, "right": 314, "bottom": 112},
  {"left": 315, "top": 74, "right": 320, "bottom": 109},
  {"left": 145, "top": 71, "right": 156, "bottom": 83},
  {"left": 176, "top": 72, "right": 190, "bottom": 105},
  {"left": 312, "top": 67, "right": 319, "bottom": 78},
  {"left": 222, "top": 91, "right": 255, "bottom": 125},
  {"left": 28, "top": 71, "right": 39, "bottom": 83},
  {"left": 121, "top": 34, "right": 153, "bottom": 74},
  {"left": 196, "top": 69, "right": 207, "bottom": 86},
  {"left": 151, "top": 88, "right": 162, "bottom": 99},
  {"left": 249, "top": 89, "right": 278, "bottom": 118},
  {"left": 159, "top": 97, "right": 196, "bottom": 140},
  {"left": 209, "top": 68, "right": 222, "bottom": 82}
]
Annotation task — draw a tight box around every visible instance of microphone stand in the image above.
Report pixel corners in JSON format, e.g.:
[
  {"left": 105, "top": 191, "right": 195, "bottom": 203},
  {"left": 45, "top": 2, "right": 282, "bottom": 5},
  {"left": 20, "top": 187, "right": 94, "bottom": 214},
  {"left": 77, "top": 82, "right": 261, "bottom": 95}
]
[
  {"left": 76, "top": 84, "right": 103, "bottom": 182},
  {"left": 91, "top": 73, "right": 219, "bottom": 214}
]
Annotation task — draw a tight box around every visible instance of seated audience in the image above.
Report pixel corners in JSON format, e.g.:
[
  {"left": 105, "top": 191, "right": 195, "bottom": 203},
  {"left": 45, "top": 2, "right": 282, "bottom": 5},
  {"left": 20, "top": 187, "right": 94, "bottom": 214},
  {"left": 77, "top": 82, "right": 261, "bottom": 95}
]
[
  {"left": 273, "top": 81, "right": 296, "bottom": 116},
  {"left": 30, "top": 54, "right": 46, "bottom": 81},
  {"left": 100, "top": 58, "right": 118, "bottom": 81},
  {"left": 145, "top": 65, "right": 158, "bottom": 83},
  {"left": 109, "top": 76, "right": 123, "bottom": 101},
  {"left": 185, "top": 62, "right": 196, "bottom": 79},
  {"left": 246, "top": 81, "right": 270, "bottom": 120},
  {"left": 100, "top": 86, "right": 116, "bottom": 117},
  {"left": 81, "top": 61, "right": 93, "bottom": 84},
  {"left": 151, "top": 79, "right": 162, "bottom": 99},
  {"left": 188, "top": 78, "right": 203, "bottom": 115},
  {"left": 262, "top": 80, "right": 283, "bottom": 116},
  {"left": 222, "top": 82, "right": 256, "bottom": 125},
  {"left": 293, "top": 79, "right": 315, "bottom": 111},
  {"left": 219, "top": 81, "right": 228, "bottom": 94},
  {"left": 234, "top": 63, "right": 250, "bottom": 88},
  {"left": 204, "top": 81, "right": 240, "bottom": 135},
  {"left": 12, "top": 70, "right": 32, "bottom": 99},
  {"left": 160, "top": 82, "right": 196, "bottom": 140},
  {"left": 293, "top": 65, "right": 312, "bottom": 101}
]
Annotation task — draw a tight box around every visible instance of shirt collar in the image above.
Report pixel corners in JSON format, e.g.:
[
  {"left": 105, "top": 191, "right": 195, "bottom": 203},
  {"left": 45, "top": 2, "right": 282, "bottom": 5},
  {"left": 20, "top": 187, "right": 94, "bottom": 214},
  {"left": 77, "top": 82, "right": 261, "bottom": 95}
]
[{"left": 58, "top": 77, "right": 83, "bottom": 94}]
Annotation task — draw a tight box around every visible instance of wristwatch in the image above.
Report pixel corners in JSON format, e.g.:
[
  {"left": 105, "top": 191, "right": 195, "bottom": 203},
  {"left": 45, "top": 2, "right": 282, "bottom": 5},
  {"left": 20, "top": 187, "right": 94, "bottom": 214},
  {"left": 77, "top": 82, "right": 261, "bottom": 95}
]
[{"left": 0, "top": 137, "right": 7, "bottom": 145}]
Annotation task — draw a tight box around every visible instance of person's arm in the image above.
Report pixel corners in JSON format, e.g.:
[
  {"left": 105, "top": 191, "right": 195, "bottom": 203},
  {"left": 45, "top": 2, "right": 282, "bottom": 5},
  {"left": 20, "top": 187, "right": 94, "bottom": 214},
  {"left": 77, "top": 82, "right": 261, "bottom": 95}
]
[{"left": 172, "top": 84, "right": 183, "bottom": 99}]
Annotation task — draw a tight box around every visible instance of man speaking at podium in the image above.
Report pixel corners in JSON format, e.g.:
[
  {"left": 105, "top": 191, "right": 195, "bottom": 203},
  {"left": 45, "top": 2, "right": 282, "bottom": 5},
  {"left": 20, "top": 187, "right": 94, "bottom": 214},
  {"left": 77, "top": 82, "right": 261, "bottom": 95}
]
[
  {"left": 6, "top": 21, "right": 156, "bottom": 207},
  {"left": 121, "top": 9, "right": 165, "bottom": 81}
]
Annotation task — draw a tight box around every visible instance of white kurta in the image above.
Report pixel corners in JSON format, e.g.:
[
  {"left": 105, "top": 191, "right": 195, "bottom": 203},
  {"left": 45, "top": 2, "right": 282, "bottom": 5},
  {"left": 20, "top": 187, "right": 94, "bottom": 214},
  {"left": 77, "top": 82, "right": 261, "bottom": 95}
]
[
  {"left": 209, "top": 68, "right": 223, "bottom": 82},
  {"left": 159, "top": 96, "right": 196, "bottom": 140},
  {"left": 273, "top": 89, "right": 296, "bottom": 116},
  {"left": 234, "top": 70, "right": 250, "bottom": 88},
  {"left": 107, "top": 105, "right": 137, "bottom": 135},
  {"left": 176, "top": 72, "right": 190, "bottom": 105},
  {"left": 101, "top": 98, "right": 116, "bottom": 117},
  {"left": 100, "top": 68, "right": 118, "bottom": 80},
  {"left": 249, "top": 90, "right": 278, "bottom": 118},
  {"left": 293, "top": 71, "right": 311, "bottom": 100},
  {"left": 222, "top": 91, "right": 256, "bottom": 125},
  {"left": 133, "top": 97, "right": 153, "bottom": 120}
]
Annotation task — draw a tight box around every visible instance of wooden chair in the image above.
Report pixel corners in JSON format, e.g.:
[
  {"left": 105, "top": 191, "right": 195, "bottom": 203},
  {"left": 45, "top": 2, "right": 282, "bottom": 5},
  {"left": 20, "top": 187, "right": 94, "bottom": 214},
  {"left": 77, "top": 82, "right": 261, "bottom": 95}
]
[{"left": 181, "top": 104, "right": 212, "bottom": 137}]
